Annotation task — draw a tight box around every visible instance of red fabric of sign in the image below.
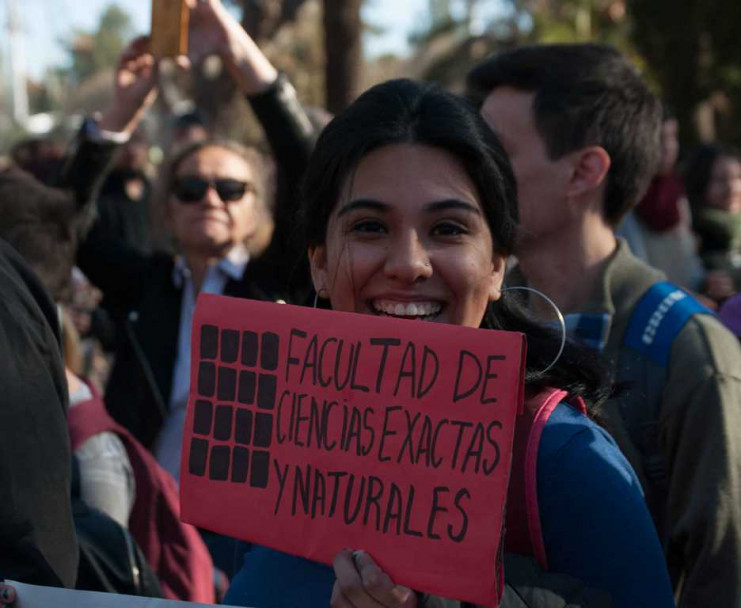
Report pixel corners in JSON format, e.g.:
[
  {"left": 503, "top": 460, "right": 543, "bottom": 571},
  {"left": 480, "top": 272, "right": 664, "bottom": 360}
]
[{"left": 180, "top": 295, "right": 526, "bottom": 607}]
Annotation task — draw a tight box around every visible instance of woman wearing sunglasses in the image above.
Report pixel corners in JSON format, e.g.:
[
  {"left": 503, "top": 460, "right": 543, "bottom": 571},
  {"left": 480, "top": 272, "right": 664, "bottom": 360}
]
[{"left": 76, "top": 0, "right": 316, "bottom": 490}]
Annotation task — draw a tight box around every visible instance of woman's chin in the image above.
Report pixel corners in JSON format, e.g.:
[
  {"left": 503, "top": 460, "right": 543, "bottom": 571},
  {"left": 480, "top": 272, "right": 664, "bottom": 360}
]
[{"left": 182, "top": 235, "right": 234, "bottom": 257}]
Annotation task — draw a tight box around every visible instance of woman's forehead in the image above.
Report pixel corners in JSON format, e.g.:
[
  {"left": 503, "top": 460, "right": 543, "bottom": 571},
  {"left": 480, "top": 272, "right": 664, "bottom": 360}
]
[
  {"left": 177, "top": 145, "right": 253, "bottom": 177},
  {"left": 339, "top": 143, "right": 480, "bottom": 206}
]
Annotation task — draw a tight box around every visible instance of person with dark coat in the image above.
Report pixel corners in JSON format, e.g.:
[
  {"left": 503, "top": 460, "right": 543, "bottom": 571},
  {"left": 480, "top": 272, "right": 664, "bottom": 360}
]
[
  {"left": 0, "top": 38, "right": 215, "bottom": 596},
  {"left": 0, "top": 43, "right": 125, "bottom": 586},
  {"left": 0, "top": 113, "right": 111, "bottom": 589},
  {"left": 0, "top": 239, "right": 78, "bottom": 588},
  {"left": 75, "top": 1, "right": 316, "bottom": 472},
  {"left": 96, "top": 127, "right": 154, "bottom": 256}
]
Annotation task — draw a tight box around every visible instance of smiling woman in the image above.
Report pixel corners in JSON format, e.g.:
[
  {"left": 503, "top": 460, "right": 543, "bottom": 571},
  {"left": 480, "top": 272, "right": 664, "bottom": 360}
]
[
  {"left": 310, "top": 143, "right": 504, "bottom": 328},
  {"left": 164, "top": 140, "right": 268, "bottom": 288},
  {"left": 224, "top": 79, "right": 675, "bottom": 608}
]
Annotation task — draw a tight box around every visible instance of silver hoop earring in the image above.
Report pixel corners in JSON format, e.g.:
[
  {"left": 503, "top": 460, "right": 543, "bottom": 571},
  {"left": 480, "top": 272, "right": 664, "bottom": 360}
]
[
  {"left": 500, "top": 286, "right": 566, "bottom": 376},
  {"left": 313, "top": 290, "right": 329, "bottom": 309}
]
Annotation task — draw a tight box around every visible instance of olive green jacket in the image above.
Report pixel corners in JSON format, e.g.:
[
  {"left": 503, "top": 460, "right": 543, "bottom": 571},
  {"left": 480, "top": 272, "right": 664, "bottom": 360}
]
[{"left": 569, "top": 241, "right": 741, "bottom": 608}]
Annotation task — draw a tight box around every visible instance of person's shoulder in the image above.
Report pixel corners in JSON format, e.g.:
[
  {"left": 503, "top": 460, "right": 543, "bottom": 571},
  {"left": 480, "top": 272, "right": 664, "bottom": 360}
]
[
  {"left": 610, "top": 241, "right": 665, "bottom": 287},
  {"left": 653, "top": 308, "right": 741, "bottom": 426},
  {"left": 537, "top": 403, "right": 643, "bottom": 493},
  {"left": 238, "top": 251, "right": 298, "bottom": 302},
  {"left": 540, "top": 404, "right": 623, "bottom": 464},
  {"left": 604, "top": 241, "right": 665, "bottom": 315},
  {"left": 0, "top": 238, "right": 59, "bottom": 336},
  {"left": 672, "top": 311, "right": 741, "bottom": 379},
  {"left": 610, "top": 259, "right": 740, "bottom": 379}
]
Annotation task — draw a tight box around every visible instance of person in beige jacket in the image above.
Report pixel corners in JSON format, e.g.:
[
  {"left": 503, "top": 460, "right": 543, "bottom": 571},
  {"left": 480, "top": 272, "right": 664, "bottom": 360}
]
[{"left": 467, "top": 43, "right": 741, "bottom": 607}]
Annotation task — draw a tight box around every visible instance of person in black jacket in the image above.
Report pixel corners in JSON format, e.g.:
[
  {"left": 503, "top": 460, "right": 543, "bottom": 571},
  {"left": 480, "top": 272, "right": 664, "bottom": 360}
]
[
  {"left": 0, "top": 239, "right": 78, "bottom": 588},
  {"left": 75, "top": 0, "right": 317, "bottom": 479},
  {"left": 95, "top": 127, "right": 154, "bottom": 256}
]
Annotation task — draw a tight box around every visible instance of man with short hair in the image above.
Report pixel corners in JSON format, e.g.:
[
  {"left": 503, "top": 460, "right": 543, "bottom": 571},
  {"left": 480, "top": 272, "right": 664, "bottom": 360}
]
[{"left": 468, "top": 43, "right": 741, "bottom": 607}]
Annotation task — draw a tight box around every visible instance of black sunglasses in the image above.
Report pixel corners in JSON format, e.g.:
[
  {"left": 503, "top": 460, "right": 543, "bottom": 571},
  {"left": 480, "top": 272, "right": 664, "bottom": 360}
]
[{"left": 173, "top": 176, "right": 254, "bottom": 204}]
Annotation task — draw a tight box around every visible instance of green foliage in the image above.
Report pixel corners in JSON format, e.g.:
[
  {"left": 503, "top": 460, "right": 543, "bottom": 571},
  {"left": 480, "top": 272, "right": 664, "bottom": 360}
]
[
  {"left": 627, "top": 0, "right": 741, "bottom": 144},
  {"left": 504, "top": 0, "right": 741, "bottom": 143},
  {"left": 429, "top": 0, "right": 452, "bottom": 27},
  {"left": 95, "top": 5, "right": 133, "bottom": 65},
  {"left": 520, "top": 1, "right": 630, "bottom": 45},
  {"left": 67, "top": 4, "right": 134, "bottom": 84}
]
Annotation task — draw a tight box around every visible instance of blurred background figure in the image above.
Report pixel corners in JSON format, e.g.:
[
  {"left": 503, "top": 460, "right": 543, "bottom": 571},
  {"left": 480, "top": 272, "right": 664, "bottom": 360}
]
[
  {"left": 71, "top": 5, "right": 317, "bottom": 577},
  {"left": 10, "top": 137, "right": 67, "bottom": 185},
  {"left": 96, "top": 125, "right": 155, "bottom": 255},
  {"left": 0, "top": 238, "right": 78, "bottom": 589},
  {"left": 685, "top": 145, "right": 741, "bottom": 304},
  {"left": 67, "top": 267, "right": 113, "bottom": 392},
  {"left": 171, "top": 109, "right": 210, "bottom": 150},
  {"left": 618, "top": 108, "right": 705, "bottom": 290},
  {"left": 718, "top": 293, "right": 741, "bottom": 339},
  {"left": 150, "top": 110, "right": 212, "bottom": 250}
]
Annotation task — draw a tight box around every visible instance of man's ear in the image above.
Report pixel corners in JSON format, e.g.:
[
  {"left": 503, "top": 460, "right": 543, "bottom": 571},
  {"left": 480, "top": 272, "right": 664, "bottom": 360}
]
[
  {"left": 308, "top": 245, "right": 329, "bottom": 296},
  {"left": 566, "top": 146, "right": 611, "bottom": 199}
]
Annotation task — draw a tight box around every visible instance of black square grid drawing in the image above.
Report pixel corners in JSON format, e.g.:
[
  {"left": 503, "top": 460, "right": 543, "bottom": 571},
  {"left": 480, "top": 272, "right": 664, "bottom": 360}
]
[{"left": 189, "top": 325, "right": 279, "bottom": 490}]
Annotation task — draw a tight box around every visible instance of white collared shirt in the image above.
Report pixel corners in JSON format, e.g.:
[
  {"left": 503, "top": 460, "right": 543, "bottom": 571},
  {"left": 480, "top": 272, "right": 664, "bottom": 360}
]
[{"left": 154, "top": 245, "right": 249, "bottom": 482}]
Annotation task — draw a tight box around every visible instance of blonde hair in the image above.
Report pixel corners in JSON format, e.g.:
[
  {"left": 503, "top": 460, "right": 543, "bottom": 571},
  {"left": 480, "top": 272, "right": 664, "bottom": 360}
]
[
  {"left": 160, "top": 139, "right": 275, "bottom": 256},
  {"left": 60, "top": 308, "right": 83, "bottom": 375}
]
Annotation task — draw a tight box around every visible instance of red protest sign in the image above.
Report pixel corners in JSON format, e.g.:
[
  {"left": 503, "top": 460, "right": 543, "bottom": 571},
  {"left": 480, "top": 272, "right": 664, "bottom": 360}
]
[{"left": 180, "top": 295, "right": 525, "bottom": 607}]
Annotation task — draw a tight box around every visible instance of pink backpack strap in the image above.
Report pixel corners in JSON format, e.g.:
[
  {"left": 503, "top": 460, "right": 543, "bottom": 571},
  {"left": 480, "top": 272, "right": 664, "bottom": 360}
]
[
  {"left": 522, "top": 388, "right": 568, "bottom": 570},
  {"left": 572, "top": 395, "right": 588, "bottom": 415}
]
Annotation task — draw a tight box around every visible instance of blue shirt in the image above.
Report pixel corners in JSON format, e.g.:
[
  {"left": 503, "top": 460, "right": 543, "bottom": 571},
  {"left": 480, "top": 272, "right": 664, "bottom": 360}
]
[
  {"left": 537, "top": 403, "right": 674, "bottom": 607},
  {"left": 224, "top": 403, "right": 675, "bottom": 608},
  {"left": 154, "top": 246, "right": 249, "bottom": 482}
]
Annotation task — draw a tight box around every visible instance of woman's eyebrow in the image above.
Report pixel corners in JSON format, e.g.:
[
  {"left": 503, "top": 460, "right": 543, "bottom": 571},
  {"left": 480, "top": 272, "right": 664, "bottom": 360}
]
[
  {"left": 337, "top": 199, "right": 391, "bottom": 216},
  {"left": 337, "top": 198, "right": 481, "bottom": 216},
  {"left": 425, "top": 199, "right": 482, "bottom": 215}
]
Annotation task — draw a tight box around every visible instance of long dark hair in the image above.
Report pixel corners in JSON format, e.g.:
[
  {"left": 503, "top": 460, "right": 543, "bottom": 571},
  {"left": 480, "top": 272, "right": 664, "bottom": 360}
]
[
  {"left": 301, "top": 79, "right": 611, "bottom": 407},
  {"left": 684, "top": 144, "right": 741, "bottom": 210}
]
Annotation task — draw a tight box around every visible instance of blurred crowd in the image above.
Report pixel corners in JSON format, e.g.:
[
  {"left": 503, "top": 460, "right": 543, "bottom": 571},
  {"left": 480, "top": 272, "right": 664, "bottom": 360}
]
[
  {"left": 619, "top": 108, "right": 741, "bottom": 327},
  {"left": 1, "top": 1, "right": 741, "bottom": 608}
]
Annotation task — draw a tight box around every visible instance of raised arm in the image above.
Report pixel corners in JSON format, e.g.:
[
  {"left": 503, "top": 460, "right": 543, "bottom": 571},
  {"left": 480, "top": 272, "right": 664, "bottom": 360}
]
[
  {"left": 74, "top": 38, "right": 168, "bottom": 308},
  {"left": 61, "top": 36, "right": 160, "bottom": 223},
  {"left": 188, "top": 0, "right": 318, "bottom": 177},
  {"left": 189, "top": 0, "right": 319, "bottom": 300}
]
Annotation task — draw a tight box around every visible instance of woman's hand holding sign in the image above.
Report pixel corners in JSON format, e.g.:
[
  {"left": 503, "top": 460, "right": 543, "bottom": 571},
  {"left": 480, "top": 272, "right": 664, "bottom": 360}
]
[{"left": 332, "top": 549, "right": 417, "bottom": 608}]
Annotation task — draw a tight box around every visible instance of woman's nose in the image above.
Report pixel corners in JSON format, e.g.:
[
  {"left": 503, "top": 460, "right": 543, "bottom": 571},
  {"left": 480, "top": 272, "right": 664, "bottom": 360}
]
[
  {"left": 383, "top": 232, "right": 433, "bottom": 283},
  {"left": 202, "top": 184, "right": 224, "bottom": 207}
]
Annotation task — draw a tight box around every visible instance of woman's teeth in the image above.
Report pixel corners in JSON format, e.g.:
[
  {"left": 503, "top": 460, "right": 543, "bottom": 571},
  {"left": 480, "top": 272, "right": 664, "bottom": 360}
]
[{"left": 372, "top": 300, "right": 441, "bottom": 320}]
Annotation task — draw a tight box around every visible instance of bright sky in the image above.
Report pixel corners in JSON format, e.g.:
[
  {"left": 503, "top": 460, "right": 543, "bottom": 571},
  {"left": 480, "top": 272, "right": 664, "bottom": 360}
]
[{"left": 0, "top": 0, "right": 505, "bottom": 81}]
